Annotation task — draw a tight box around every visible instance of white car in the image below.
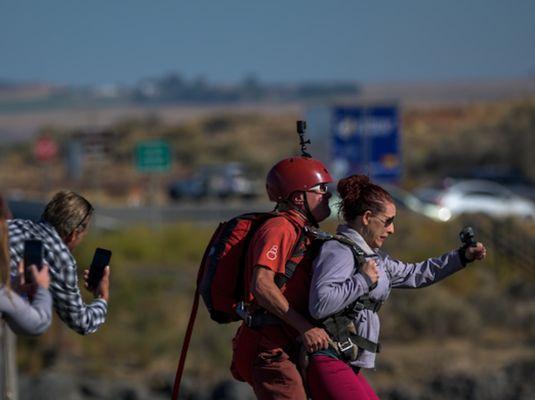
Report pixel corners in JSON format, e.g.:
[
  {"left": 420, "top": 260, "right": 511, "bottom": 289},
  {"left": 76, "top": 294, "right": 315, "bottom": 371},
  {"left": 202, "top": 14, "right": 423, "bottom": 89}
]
[
  {"left": 329, "top": 184, "right": 453, "bottom": 222},
  {"left": 428, "top": 180, "right": 535, "bottom": 219}
]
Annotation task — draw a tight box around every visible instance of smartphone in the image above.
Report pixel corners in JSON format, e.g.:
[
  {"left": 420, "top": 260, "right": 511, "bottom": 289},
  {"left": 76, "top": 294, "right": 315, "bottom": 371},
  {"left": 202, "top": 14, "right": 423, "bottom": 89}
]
[
  {"left": 23, "top": 239, "right": 43, "bottom": 283},
  {"left": 87, "top": 248, "right": 112, "bottom": 291}
]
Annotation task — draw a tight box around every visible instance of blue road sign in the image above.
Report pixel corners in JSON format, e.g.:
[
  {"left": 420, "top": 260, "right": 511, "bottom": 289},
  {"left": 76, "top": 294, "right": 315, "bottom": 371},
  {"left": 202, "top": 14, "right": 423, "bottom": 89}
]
[{"left": 331, "top": 105, "right": 401, "bottom": 182}]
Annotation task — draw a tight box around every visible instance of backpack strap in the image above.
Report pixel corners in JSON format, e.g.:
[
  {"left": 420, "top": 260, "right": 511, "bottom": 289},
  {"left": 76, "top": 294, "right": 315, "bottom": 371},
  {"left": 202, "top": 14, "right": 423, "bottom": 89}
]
[
  {"left": 330, "top": 233, "right": 368, "bottom": 268},
  {"left": 246, "top": 217, "right": 308, "bottom": 328},
  {"left": 274, "top": 225, "right": 307, "bottom": 288},
  {"left": 233, "top": 212, "right": 278, "bottom": 302}
]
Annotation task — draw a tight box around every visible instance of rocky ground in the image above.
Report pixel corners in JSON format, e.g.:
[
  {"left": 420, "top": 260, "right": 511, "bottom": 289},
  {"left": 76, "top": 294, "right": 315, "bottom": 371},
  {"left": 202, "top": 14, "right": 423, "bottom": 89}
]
[{"left": 18, "top": 346, "right": 534, "bottom": 400}]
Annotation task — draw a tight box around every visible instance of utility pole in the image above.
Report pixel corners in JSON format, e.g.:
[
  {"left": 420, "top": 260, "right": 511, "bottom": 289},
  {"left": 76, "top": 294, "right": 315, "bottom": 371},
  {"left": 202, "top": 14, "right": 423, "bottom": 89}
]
[{"left": 0, "top": 322, "right": 18, "bottom": 400}]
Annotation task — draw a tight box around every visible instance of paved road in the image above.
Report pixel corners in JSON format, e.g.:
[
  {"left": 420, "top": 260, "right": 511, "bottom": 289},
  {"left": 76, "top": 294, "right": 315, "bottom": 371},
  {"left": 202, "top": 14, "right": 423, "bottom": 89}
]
[{"left": 6, "top": 198, "right": 274, "bottom": 229}]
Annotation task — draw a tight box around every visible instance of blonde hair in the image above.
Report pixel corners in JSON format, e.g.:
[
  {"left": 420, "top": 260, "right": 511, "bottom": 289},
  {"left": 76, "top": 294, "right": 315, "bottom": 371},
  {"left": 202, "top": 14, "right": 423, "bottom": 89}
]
[{"left": 42, "top": 190, "right": 93, "bottom": 241}]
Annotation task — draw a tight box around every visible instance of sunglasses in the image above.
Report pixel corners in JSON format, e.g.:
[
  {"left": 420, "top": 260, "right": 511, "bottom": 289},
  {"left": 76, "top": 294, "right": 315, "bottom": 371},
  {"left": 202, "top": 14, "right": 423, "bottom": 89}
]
[
  {"left": 307, "top": 183, "right": 329, "bottom": 195},
  {"left": 68, "top": 206, "right": 94, "bottom": 237},
  {"left": 373, "top": 214, "right": 395, "bottom": 227}
]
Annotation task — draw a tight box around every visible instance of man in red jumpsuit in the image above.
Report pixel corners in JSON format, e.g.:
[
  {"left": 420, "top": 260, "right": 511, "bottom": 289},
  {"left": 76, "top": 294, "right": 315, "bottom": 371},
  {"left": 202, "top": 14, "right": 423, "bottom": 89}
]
[{"left": 231, "top": 156, "right": 333, "bottom": 399}]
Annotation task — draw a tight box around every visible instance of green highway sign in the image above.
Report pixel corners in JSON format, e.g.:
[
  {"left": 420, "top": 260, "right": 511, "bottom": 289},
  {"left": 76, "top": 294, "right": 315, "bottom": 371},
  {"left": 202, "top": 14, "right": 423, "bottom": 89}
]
[{"left": 135, "top": 140, "right": 171, "bottom": 172}]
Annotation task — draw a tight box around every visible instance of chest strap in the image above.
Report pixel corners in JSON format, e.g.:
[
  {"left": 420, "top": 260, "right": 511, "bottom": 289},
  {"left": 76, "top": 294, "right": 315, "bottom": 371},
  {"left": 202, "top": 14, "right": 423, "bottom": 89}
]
[{"left": 343, "top": 294, "right": 383, "bottom": 318}]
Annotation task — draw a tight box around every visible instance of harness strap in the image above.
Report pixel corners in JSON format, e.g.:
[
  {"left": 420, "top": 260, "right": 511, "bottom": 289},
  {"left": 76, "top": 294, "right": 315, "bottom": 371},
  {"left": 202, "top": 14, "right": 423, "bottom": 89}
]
[
  {"left": 358, "top": 297, "right": 382, "bottom": 313},
  {"left": 323, "top": 315, "right": 381, "bottom": 359},
  {"left": 317, "top": 230, "right": 384, "bottom": 362},
  {"left": 333, "top": 333, "right": 382, "bottom": 357},
  {"left": 274, "top": 226, "right": 307, "bottom": 288},
  {"left": 244, "top": 310, "right": 282, "bottom": 329}
]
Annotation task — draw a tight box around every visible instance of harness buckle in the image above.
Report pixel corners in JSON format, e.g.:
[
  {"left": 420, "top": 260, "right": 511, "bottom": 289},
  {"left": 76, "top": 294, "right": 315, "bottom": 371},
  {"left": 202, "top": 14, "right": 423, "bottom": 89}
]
[
  {"left": 337, "top": 338, "right": 354, "bottom": 353},
  {"left": 236, "top": 302, "right": 253, "bottom": 327}
]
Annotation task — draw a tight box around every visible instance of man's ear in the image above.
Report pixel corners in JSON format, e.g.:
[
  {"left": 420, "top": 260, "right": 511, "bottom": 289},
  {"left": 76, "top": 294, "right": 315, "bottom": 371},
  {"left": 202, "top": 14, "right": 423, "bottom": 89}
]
[
  {"left": 64, "top": 231, "right": 76, "bottom": 246},
  {"left": 289, "top": 191, "right": 305, "bottom": 206},
  {"left": 362, "top": 210, "right": 372, "bottom": 226}
]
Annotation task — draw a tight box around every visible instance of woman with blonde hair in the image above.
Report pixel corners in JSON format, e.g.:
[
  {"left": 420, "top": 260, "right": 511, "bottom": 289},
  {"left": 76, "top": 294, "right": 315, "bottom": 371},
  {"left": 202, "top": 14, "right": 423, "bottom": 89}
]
[{"left": 0, "top": 195, "right": 51, "bottom": 335}]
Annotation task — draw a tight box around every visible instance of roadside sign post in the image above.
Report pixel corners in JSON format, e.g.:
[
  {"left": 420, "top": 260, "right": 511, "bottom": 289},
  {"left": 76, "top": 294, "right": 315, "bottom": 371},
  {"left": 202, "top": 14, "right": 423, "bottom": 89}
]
[
  {"left": 135, "top": 140, "right": 172, "bottom": 227},
  {"left": 34, "top": 135, "right": 58, "bottom": 198},
  {"left": 331, "top": 105, "right": 401, "bottom": 183},
  {"left": 0, "top": 323, "right": 18, "bottom": 400}
]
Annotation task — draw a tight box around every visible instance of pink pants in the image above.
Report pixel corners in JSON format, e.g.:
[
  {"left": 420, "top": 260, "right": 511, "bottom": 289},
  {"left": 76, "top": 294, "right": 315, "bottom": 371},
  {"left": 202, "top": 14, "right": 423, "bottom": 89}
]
[{"left": 307, "top": 355, "right": 379, "bottom": 400}]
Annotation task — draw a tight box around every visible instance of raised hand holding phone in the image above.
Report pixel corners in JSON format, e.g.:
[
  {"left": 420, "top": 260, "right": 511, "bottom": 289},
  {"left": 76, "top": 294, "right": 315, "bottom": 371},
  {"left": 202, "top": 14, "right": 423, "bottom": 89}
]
[
  {"left": 85, "top": 248, "right": 112, "bottom": 301},
  {"left": 23, "top": 239, "right": 43, "bottom": 284}
]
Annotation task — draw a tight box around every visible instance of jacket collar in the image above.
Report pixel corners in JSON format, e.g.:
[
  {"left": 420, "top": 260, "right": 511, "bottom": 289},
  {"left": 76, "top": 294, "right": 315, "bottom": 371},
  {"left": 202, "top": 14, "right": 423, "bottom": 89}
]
[
  {"left": 39, "top": 219, "right": 66, "bottom": 244},
  {"left": 279, "top": 208, "right": 308, "bottom": 228},
  {"left": 336, "top": 224, "right": 377, "bottom": 256}
]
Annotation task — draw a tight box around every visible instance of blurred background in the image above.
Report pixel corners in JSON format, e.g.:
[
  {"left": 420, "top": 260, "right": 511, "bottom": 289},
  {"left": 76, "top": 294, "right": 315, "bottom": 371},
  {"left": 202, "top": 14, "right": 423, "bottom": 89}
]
[{"left": 1, "top": 1, "right": 534, "bottom": 399}]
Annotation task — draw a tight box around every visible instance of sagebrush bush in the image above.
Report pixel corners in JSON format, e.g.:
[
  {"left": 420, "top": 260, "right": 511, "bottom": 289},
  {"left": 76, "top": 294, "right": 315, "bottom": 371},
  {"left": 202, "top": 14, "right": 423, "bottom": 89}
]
[{"left": 381, "top": 286, "right": 482, "bottom": 340}]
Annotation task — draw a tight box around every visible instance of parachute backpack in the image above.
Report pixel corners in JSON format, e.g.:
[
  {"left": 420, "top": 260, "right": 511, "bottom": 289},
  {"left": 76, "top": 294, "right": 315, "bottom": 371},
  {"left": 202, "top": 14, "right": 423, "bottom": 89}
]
[
  {"left": 199, "top": 212, "right": 296, "bottom": 323},
  {"left": 172, "top": 121, "right": 332, "bottom": 400}
]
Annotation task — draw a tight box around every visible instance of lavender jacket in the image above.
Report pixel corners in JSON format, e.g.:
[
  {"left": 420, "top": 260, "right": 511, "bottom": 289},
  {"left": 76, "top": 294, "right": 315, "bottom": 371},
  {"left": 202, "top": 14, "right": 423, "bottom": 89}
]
[
  {"left": 309, "top": 224, "right": 465, "bottom": 369},
  {"left": 0, "top": 286, "right": 52, "bottom": 335}
]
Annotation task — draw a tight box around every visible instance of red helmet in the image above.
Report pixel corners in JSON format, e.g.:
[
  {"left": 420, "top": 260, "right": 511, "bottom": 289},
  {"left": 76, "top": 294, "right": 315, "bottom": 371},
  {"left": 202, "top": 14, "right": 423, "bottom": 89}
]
[{"left": 266, "top": 157, "right": 333, "bottom": 202}]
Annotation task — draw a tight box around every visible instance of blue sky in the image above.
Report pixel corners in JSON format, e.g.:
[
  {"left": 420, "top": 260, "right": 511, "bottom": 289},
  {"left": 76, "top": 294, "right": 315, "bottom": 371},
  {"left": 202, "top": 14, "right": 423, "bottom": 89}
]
[{"left": 1, "top": 0, "right": 534, "bottom": 85}]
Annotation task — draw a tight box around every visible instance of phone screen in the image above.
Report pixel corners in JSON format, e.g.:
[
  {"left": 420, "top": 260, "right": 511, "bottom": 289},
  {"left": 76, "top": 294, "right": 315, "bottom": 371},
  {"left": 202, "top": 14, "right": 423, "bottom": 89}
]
[
  {"left": 87, "top": 248, "right": 112, "bottom": 290},
  {"left": 23, "top": 239, "right": 43, "bottom": 283}
]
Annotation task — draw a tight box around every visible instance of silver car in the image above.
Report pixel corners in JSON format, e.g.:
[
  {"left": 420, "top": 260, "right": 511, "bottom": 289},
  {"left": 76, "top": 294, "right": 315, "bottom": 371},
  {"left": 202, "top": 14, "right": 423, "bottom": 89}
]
[{"left": 419, "top": 179, "right": 535, "bottom": 219}]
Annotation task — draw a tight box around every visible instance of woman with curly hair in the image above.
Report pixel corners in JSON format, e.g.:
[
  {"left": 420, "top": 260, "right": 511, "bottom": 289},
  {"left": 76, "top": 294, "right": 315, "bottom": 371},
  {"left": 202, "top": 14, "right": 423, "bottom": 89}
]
[{"left": 306, "top": 175, "right": 487, "bottom": 399}]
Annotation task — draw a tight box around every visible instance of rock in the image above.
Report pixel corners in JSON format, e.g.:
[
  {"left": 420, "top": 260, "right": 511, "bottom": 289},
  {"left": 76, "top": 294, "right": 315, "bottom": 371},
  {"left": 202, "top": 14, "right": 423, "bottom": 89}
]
[
  {"left": 210, "top": 380, "right": 255, "bottom": 400},
  {"left": 378, "top": 386, "right": 418, "bottom": 400},
  {"left": 19, "top": 372, "right": 83, "bottom": 400},
  {"left": 428, "top": 373, "right": 477, "bottom": 400},
  {"left": 146, "top": 372, "right": 175, "bottom": 396},
  {"left": 148, "top": 374, "right": 210, "bottom": 400},
  {"left": 423, "top": 359, "right": 535, "bottom": 400},
  {"left": 504, "top": 359, "right": 535, "bottom": 400}
]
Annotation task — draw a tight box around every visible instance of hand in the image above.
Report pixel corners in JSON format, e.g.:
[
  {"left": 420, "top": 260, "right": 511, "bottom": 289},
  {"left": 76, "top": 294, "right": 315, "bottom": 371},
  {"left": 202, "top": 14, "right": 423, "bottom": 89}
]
[
  {"left": 360, "top": 259, "right": 379, "bottom": 284},
  {"left": 16, "top": 261, "right": 36, "bottom": 296},
  {"left": 301, "top": 326, "right": 330, "bottom": 353},
  {"left": 465, "top": 242, "right": 486, "bottom": 262},
  {"left": 16, "top": 260, "right": 26, "bottom": 289},
  {"left": 83, "top": 266, "right": 110, "bottom": 302},
  {"left": 31, "top": 264, "right": 50, "bottom": 289},
  {"left": 16, "top": 262, "right": 49, "bottom": 297}
]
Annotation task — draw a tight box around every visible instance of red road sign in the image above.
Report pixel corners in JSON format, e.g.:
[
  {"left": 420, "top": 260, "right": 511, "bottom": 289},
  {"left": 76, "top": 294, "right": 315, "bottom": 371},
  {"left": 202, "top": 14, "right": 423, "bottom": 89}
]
[{"left": 34, "top": 136, "right": 58, "bottom": 161}]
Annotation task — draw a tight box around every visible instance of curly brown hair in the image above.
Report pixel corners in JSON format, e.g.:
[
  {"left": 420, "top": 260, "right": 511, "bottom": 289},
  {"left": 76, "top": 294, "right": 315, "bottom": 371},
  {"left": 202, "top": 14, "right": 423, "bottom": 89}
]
[{"left": 337, "top": 175, "right": 393, "bottom": 222}]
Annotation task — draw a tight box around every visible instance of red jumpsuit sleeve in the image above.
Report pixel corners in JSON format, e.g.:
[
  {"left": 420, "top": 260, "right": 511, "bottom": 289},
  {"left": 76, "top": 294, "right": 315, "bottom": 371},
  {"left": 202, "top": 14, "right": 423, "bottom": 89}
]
[{"left": 249, "top": 217, "right": 298, "bottom": 275}]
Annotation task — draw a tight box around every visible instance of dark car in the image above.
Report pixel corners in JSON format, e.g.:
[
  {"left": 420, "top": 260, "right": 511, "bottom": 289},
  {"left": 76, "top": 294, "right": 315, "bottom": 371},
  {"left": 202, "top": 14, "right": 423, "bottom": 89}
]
[
  {"left": 168, "top": 163, "right": 259, "bottom": 201},
  {"left": 168, "top": 176, "right": 207, "bottom": 200}
]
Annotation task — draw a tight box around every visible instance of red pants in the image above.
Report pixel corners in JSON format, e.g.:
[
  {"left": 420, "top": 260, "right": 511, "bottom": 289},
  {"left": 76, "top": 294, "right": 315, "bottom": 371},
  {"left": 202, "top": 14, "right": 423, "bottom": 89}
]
[
  {"left": 231, "top": 325, "right": 307, "bottom": 400},
  {"left": 307, "top": 355, "right": 379, "bottom": 400}
]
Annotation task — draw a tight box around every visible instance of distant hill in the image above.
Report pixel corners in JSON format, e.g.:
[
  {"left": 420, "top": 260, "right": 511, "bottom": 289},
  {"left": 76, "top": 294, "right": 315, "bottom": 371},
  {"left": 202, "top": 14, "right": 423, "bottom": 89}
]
[
  {"left": 357, "top": 77, "right": 535, "bottom": 105},
  {"left": 1, "top": 75, "right": 534, "bottom": 112},
  {"left": 0, "top": 73, "right": 360, "bottom": 113},
  {"left": 1, "top": 75, "right": 534, "bottom": 142}
]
